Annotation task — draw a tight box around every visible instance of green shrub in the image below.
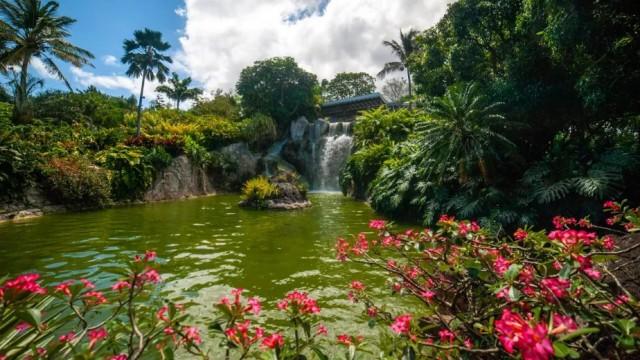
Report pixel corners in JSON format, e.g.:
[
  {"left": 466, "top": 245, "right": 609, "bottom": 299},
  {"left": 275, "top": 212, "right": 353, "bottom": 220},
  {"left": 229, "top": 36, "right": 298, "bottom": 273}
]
[
  {"left": 241, "top": 176, "right": 280, "bottom": 207},
  {"left": 96, "top": 145, "right": 154, "bottom": 201},
  {"left": 240, "top": 113, "right": 277, "bottom": 151},
  {"left": 353, "top": 107, "right": 425, "bottom": 149},
  {"left": 41, "top": 157, "right": 111, "bottom": 208},
  {"left": 340, "top": 143, "right": 390, "bottom": 199},
  {"left": 143, "top": 146, "right": 173, "bottom": 171},
  {"left": 183, "top": 135, "right": 212, "bottom": 168}
]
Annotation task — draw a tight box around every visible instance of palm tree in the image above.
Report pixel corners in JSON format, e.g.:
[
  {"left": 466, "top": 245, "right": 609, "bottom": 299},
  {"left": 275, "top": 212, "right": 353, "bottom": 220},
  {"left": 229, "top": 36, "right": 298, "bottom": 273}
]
[
  {"left": 155, "top": 72, "right": 202, "bottom": 110},
  {"left": 6, "top": 69, "right": 43, "bottom": 99},
  {"left": 377, "top": 29, "right": 419, "bottom": 98},
  {"left": 121, "top": 28, "right": 172, "bottom": 136},
  {"left": 0, "top": 0, "right": 94, "bottom": 121},
  {"left": 416, "top": 83, "right": 514, "bottom": 184}
]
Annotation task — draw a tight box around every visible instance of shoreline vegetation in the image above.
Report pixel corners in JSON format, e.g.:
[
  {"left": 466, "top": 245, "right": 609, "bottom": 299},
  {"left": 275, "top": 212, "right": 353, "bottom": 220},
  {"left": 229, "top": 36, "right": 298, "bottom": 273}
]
[{"left": 1, "top": 0, "right": 640, "bottom": 358}]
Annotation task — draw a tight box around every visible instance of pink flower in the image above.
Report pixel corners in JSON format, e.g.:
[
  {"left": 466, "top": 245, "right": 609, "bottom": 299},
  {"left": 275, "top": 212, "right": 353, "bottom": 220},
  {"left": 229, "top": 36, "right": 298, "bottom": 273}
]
[
  {"left": 163, "top": 327, "right": 175, "bottom": 335},
  {"left": 367, "top": 306, "right": 378, "bottom": 317},
  {"left": 335, "top": 238, "right": 350, "bottom": 262},
  {"left": 111, "top": 280, "right": 130, "bottom": 292},
  {"left": 336, "top": 334, "right": 352, "bottom": 346},
  {"left": 183, "top": 326, "right": 202, "bottom": 345},
  {"left": 156, "top": 306, "right": 169, "bottom": 322},
  {"left": 144, "top": 250, "right": 157, "bottom": 262},
  {"left": 350, "top": 281, "right": 365, "bottom": 291},
  {"left": 604, "top": 201, "right": 621, "bottom": 212},
  {"left": 141, "top": 269, "right": 161, "bottom": 284},
  {"left": 514, "top": 229, "right": 528, "bottom": 241},
  {"left": 495, "top": 309, "right": 554, "bottom": 360},
  {"left": 390, "top": 314, "right": 412, "bottom": 335},
  {"left": 87, "top": 327, "right": 107, "bottom": 349},
  {"left": 369, "top": 219, "right": 387, "bottom": 230},
  {"left": 246, "top": 297, "right": 261, "bottom": 315},
  {"left": 351, "top": 233, "right": 369, "bottom": 255},
  {"left": 15, "top": 322, "right": 31, "bottom": 332},
  {"left": 519, "top": 265, "right": 535, "bottom": 284},
  {"left": 602, "top": 236, "right": 615, "bottom": 250},
  {"left": 83, "top": 291, "right": 107, "bottom": 306},
  {"left": 493, "top": 256, "right": 511, "bottom": 277},
  {"left": 439, "top": 329, "right": 455, "bottom": 343},
  {"left": 548, "top": 229, "right": 596, "bottom": 248},
  {"left": 54, "top": 280, "right": 74, "bottom": 297},
  {"left": 59, "top": 331, "right": 76, "bottom": 343},
  {"left": 1, "top": 273, "right": 46, "bottom": 298},
  {"left": 551, "top": 314, "right": 578, "bottom": 335},
  {"left": 261, "top": 333, "right": 284, "bottom": 349},
  {"left": 109, "top": 355, "right": 128, "bottom": 360},
  {"left": 420, "top": 290, "right": 436, "bottom": 301},
  {"left": 80, "top": 278, "right": 95, "bottom": 289},
  {"left": 464, "top": 338, "right": 473, "bottom": 348},
  {"left": 540, "top": 278, "right": 571, "bottom": 301},
  {"left": 277, "top": 290, "right": 320, "bottom": 314},
  {"left": 316, "top": 325, "right": 328, "bottom": 336}
]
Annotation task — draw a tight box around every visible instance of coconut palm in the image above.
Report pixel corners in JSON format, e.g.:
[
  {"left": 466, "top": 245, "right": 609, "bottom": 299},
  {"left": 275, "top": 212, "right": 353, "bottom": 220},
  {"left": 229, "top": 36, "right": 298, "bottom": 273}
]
[
  {"left": 0, "top": 0, "right": 94, "bottom": 121},
  {"left": 377, "top": 29, "right": 419, "bottom": 98},
  {"left": 416, "top": 83, "right": 514, "bottom": 184},
  {"left": 155, "top": 72, "right": 202, "bottom": 110},
  {"left": 121, "top": 28, "right": 172, "bottom": 136}
]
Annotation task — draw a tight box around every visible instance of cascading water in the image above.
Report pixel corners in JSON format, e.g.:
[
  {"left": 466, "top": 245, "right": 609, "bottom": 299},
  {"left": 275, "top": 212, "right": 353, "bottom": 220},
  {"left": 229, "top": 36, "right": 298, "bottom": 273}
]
[{"left": 316, "top": 122, "right": 353, "bottom": 191}]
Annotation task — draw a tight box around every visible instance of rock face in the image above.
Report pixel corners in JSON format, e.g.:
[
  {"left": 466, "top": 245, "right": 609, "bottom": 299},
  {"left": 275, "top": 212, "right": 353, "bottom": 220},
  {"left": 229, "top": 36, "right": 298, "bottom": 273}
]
[
  {"left": 144, "top": 155, "right": 216, "bottom": 202},
  {"left": 221, "top": 142, "right": 260, "bottom": 188}
]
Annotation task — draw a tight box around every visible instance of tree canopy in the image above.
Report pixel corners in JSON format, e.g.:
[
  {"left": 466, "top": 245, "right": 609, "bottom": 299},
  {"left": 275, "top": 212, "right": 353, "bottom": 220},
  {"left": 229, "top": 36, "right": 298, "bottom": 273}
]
[
  {"left": 321, "top": 72, "right": 376, "bottom": 101},
  {"left": 236, "top": 57, "right": 318, "bottom": 131}
]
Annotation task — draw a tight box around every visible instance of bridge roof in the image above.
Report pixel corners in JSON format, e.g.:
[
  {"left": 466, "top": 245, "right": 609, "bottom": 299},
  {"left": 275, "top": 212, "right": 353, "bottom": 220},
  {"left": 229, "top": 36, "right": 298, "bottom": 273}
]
[{"left": 321, "top": 93, "right": 387, "bottom": 108}]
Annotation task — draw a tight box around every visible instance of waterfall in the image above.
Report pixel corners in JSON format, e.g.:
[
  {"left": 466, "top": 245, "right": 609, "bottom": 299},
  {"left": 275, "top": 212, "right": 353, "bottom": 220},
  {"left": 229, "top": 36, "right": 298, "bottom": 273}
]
[{"left": 316, "top": 122, "right": 353, "bottom": 191}]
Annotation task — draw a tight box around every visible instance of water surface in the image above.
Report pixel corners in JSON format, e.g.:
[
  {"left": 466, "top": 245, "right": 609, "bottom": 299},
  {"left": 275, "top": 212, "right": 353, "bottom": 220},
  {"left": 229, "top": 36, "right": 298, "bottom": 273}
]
[{"left": 0, "top": 193, "right": 387, "bottom": 351}]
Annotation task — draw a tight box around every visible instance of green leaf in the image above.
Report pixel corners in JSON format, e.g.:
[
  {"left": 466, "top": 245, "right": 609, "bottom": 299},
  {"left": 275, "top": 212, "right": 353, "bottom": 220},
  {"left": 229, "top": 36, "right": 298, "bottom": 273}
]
[
  {"left": 348, "top": 344, "right": 357, "bottom": 360},
  {"left": 508, "top": 286, "right": 521, "bottom": 301},
  {"left": 311, "top": 346, "right": 329, "bottom": 360},
  {"left": 16, "top": 308, "right": 42, "bottom": 327},
  {"left": 559, "top": 264, "right": 573, "bottom": 279},
  {"left": 558, "top": 327, "right": 600, "bottom": 342},
  {"left": 615, "top": 319, "right": 636, "bottom": 336},
  {"left": 553, "top": 341, "right": 579, "bottom": 358},
  {"left": 504, "top": 264, "right": 523, "bottom": 282}
]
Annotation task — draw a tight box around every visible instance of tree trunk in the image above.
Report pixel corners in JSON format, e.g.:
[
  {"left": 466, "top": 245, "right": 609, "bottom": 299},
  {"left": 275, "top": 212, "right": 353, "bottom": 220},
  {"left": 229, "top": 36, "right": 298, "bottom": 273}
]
[
  {"left": 406, "top": 68, "right": 412, "bottom": 98},
  {"left": 176, "top": 99, "right": 180, "bottom": 111},
  {"left": 136, "top": 69, "right": 147, "bottom": 136},
  {"left": 15, "top": 55, "right": 31, "bottom": 123}
]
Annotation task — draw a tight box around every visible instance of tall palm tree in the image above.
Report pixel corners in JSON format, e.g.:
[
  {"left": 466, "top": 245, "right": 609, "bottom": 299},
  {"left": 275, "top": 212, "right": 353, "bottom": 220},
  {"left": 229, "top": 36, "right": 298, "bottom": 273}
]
[
  {"left": 416, "top": 83, "right": 514, "bottom": 184},
  {"left": 155, "top": 72, "right": 202, "bottom": 110},
  {"left": 377, "top": 29, "right": 419, "bottom": 98},
  {"left": 0, "top": 0, "right": 94, "bottom": 122},
  {"left": 121, "top": 28, "right": 172, "bottom": 136}
]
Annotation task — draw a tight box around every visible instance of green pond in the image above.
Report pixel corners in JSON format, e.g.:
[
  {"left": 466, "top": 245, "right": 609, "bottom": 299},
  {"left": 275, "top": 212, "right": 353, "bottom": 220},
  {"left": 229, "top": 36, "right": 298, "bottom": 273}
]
[{"left": 0, "top": 193, "right": 391, "bottom": 352}]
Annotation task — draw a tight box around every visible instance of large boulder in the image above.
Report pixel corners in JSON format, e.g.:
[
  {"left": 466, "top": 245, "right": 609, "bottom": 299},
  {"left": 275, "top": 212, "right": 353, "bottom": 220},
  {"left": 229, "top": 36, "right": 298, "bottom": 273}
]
[
  {"left": 144, "top": 155, "right": 215, "bottom": 202},
  {"left": 239, "top": 172, "right": 311, "bottom": 210},
  {"left": 220, "top": 142, "right": 260, "bottom": 188},
  {"left": 290, "top": 116, "right": 309, "bottom": 143}
]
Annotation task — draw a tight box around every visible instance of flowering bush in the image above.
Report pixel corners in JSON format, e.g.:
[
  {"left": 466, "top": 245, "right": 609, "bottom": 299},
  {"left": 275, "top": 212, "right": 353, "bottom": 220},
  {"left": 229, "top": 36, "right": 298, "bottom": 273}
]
[
  {"left": 2, "top": 201, "right": 640, "bottom": 359},
  {"left": 0, "top": 251, "right": 206, "bottom": 360},
  {"left": 336, "top": 203, "right": 640, "bottom": 359}
]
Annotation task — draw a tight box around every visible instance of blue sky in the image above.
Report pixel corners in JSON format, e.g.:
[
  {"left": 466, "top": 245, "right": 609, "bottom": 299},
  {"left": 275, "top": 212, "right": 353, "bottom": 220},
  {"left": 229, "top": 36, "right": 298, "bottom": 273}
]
[
  {"left": 37, "top": 0, "right": 188, "bottom": 97},
  {"left": 14, "top": 0, "right": 452, "bottom": 102}
]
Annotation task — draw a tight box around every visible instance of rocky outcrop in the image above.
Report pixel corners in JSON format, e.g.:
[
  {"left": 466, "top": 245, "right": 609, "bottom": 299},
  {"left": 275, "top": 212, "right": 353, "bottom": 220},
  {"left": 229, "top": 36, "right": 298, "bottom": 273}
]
[
  {"left": 144, "top": 155, "right": 216, "bottom": 202},
  {"left": 240, "top": 173, "right": 311, "bottom": 210},
  {"left": 220, "top": 142, "right": 260, "bottom": 188},
  {"left": 0, "top": 186, "right": 66, "bottom": 223},
  {"left": 282, "top": 118, "right": 330, "bottom": 187}
]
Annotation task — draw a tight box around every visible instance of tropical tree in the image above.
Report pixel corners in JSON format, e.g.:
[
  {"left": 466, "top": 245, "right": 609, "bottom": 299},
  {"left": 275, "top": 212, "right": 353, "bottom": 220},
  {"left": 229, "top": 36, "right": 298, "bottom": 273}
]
[
  {"left": 377, "top": 29, "right": 418, "bottom": 97},
  {"left": 236, "top": 57, "right": 317, "bottom": 132},
  {"left": 321, "top": 72, "right": 375, "bottom": 101},
  {"left": 0, "top": 0, "right": 94, "bottom": 122},
  {"left": 155, "top": 72, "right": 202, "bottom": 110},
  {"left": 417, "top": 83, "right": 514, "bottom": 184},
  {"left": 6, "top": 69, "right": 42, "bottom": 100},
  {"left": 121, "top": 28, "right": 172, "bottom": 136}
]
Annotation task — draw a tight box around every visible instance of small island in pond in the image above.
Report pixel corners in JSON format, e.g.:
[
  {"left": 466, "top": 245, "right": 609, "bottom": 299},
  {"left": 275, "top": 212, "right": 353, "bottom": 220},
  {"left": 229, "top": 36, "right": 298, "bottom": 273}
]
[{"left": 239, "top": 172, "right": 311, "bottom": 210}]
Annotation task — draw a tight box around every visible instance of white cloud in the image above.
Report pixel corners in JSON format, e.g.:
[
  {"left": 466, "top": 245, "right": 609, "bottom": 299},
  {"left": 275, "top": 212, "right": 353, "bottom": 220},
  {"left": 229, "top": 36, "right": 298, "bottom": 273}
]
[
  {"left": 177, "top": 0, "right": 452, "bottom": 91},
  {"left": 70, "top": 67, "right": 161, "bottom": 100},
  {"left": 103, "top": 55, "right": 119, "bottom": 66},
  {"left": 174, "top": 7, "right": 187, "bottom": 17},
  {"left": 31, "top": 58, "right": 60, "bottom": 81}
]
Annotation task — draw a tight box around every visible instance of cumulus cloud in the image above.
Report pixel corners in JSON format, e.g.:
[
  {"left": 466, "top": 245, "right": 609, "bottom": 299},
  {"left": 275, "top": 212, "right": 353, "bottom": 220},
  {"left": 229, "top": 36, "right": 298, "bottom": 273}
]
[
  {"left": 177, "top": 0, "right": 451, "bottom": 91},
  {"left": 70, "top": 67, "right": 161, "bottom": 100},
  {"left": 103, "top": 55, "right": 119, "bottom": 66},
  {"left": 31, "top": 58, "right": 60, "bottom": 81}
]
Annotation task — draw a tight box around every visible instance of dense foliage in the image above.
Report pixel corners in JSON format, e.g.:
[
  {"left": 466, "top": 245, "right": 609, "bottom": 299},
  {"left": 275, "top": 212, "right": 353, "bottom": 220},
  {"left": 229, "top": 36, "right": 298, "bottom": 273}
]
[
  {"left": 236, "top": 57, "right": 319, "bottom": 133},
  {"left": 241, "top": 176, "right": 281, "bottom": 208},
  {"left": 342, "top": 0, "right": 640, "bottom": 229},
  {"left": 2, "top": 203, "right": 639, "bottom": 359},
  {"left": 321, "top": 72, "right": 376, "bottom": 101}
]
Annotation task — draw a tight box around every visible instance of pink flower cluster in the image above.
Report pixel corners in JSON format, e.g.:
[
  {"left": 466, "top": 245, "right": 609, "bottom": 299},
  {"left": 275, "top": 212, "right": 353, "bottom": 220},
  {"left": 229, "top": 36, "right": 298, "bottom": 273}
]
[
  {"left": 277, "top": 290, "right": 320, "bottom": 315},
  {"left": 495, "top": 309, "right": 554, "bottom": 360},
  {"left": 261, "top": 333, "right": 284, "bottom": 349},
  {"left": 1, "top": 274, "right": 46, "bottom": 301},
  {"left": 390, "top": 314, "right": 412, "bottom": 335},
  {"left": 225, "top": 320, "right": 264, "bottom": 349},
  {"left": 548, "top": 229, "right": 596, "bottom": 248}
]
